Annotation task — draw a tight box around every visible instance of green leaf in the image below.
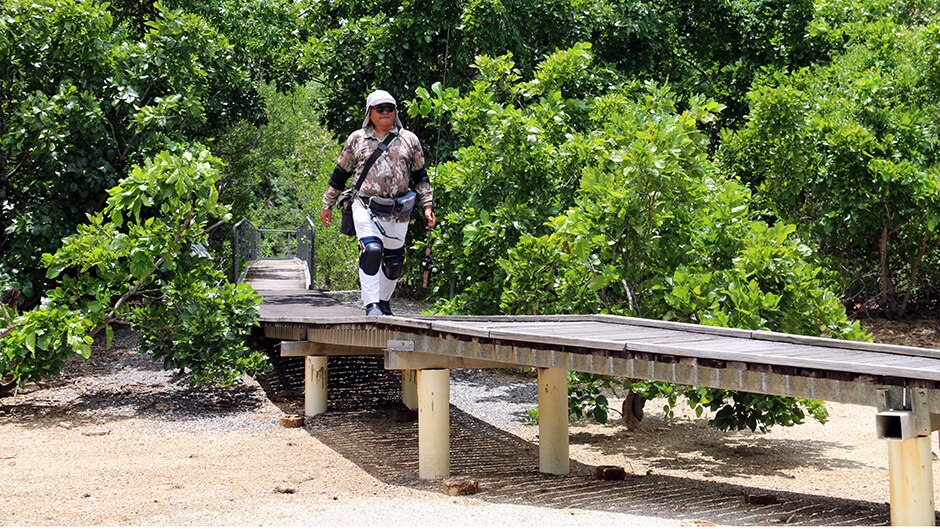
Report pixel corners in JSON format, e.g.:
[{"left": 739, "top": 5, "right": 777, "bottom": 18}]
[{"left": 587, "top": 274, "right": 607, "bottom": 291}]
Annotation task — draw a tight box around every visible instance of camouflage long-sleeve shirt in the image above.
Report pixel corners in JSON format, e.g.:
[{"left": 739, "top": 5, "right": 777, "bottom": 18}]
[{"left": 322, "top": 125, "right": 433, "bottom": 221}]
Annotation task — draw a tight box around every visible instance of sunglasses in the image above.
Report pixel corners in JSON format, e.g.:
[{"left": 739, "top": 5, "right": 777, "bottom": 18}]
[{"left": 372, "top": 104, "right": 397, "bottom": 114}]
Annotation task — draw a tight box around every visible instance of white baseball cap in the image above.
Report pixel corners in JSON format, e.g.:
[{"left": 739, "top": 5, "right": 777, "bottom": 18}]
[{"left": 361, "top": 89, "right": 403, "bottom": 129}]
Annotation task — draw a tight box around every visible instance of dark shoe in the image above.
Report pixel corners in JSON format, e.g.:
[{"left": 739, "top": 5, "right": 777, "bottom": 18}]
[
  {"left": 378, "top": 299, "right": 393, "bottom": 316},
  {"left": 365, "top": 303, "right": 384, "bottom": 316}
]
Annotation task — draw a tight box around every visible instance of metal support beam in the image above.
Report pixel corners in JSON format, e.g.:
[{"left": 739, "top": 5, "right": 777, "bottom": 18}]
[
  {"left": 305, "top": 356, "right": 328, "bottom": 416},
  {"left": 538, "top": 367, "right": 569, "bottom": 475},
  {"left": 888, "top": 436, "right": 935, "bottom": 526},
  {"left": 876, "top": 387, "right": 938, "bottom": 525},
  {"left": 418, "top": 369, "right": 450, "bottom": 479}
]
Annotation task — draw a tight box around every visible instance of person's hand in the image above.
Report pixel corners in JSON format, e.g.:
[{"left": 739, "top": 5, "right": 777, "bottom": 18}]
[
  {"left": 423, "top": 206, "right": 436, "bottom": 230},
  {"left": 321, "top": 208, "right": 332, "bottom": 227}
]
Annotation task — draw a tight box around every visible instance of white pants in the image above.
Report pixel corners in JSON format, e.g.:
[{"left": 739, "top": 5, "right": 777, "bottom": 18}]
[{"left": 352, "top": 200, "right": 409, "bottom": 307}]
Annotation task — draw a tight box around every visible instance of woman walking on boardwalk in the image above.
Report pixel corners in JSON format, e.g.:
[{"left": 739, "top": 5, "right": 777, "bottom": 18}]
[{"left": 319, "top": 90, "right": 436, "bottom": 316}]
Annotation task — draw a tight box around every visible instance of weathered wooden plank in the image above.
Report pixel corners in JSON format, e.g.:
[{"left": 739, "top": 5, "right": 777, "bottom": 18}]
[
  {"left": 545, "top": 325, "right": 687, "bottom": 340},
  {"left": 485, "top": 328, "right": 633, "bottom": 351},
  {"left": 262, "top": 323, "right": 306, "bottom": 341},
  {"left": 263, "top": 315, "right": 368, "bottom": 325},
  {"left": 426, "top": 320, "right": 498, "bottom": 339},
  {"left": 485, "top": 326, "right": 681, "bottom": 346},
  {"left": 745, "top": 343, "right": 848, "bottom": 358},
  {"left": 759, "top": 342, "right": 938, "bottom": 363},
  {"left": 868, "top": 355, "right": 940, "bottom": 368},
  {"left": 594, "top": 314, "right": 757, "bottom": 339},
  {"left": 471, "top": 320, "right": 639, "bottom": 336},
  {"left": 253, "top": 287, "right": 363, "bottom": 322},
  {"left": 752, "top": 329, "right": 940, "bottom": 359},
  {"left": 414, "top": 314, "right": 600, "bottom": 324},
  {"left": 281, "top": 341, "right": 383, "bottom": 357},
  {"left": 701, "top": 343, "right": 939, "bottom": 371},
  {"left": 473, "top": 320, "right": 592, "bottom": 330},
  {"left": 384, "top": 350, "right": 515, "bottom": 370},
  {"left": 509, "top": 327, "right": 685, "bottom": 344},
  {"left": 414, "top": 315, "right": 940, "bottom": 359},
  {"left": 761, "top": 349, "right": 878, "bottom": 363},
  {"left": 621, "top": 334, "right": 743, "bottom": 346},
  {"left": 373, "top": 317, "right": 435, "bottom": 332},
  {"left": 305, "top": 327, "right": 395, "bottom": 350},
  {"left": 625, "top": 341, "right": 940, "bottom": 382},
  {"left": 656, "top": 338, "right": 793, "bottom": 354},
  {"left": 471, "top": 322, "right": 608, "bottom": 335},
  {"left": 422, "top": 320, "right": 586, "bottom": 344},
  {"left": 244, "top": 258, "right": 308, "bottom": 291}
]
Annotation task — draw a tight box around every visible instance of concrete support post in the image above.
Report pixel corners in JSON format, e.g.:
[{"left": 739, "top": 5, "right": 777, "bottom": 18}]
[
  {"left": 538, "top": 367, "right": 569, "bottom": 475},
  {"left": 304, "top": 356, "right": 328, "bottom": 416},
  {"left": 402, "top": 369, "right": 418, "bottom": 410},
  {"left": 888, "top": 436, "right": 935, "bottom": 526},
  {"left": 417, "top": 369, "right": 450, "bottom": 479}
]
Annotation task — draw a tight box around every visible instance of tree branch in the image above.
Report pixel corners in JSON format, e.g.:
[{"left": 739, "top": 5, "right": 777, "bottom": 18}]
[
  {"left": 900, "top": 234, "right": 933, "bottom": 316},
  {"left": 0, "top": 299, "right": 15, "bottom": 339},
  {"left": 108, "top": 203, "right": 195, "bottom": 321},
  {"left": 202, "top": 218, "right": 226, "bottom": 236}
]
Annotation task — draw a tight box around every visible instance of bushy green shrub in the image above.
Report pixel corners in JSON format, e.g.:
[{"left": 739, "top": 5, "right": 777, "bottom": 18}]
[
  {"left": 721, "top": 17, "right": 940, "bottom": 315},
  {"left": 415, "top": 46, "right": 867, "bottom": 431},
  {"left": 1, "top": 146, "right": 265, "bottom": 387},
  {"left": 0, "top": 0, "right": 260, "bottom": 305}
]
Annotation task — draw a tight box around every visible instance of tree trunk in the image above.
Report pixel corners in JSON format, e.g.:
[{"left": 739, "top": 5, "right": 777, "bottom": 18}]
[
  {"left": 899, "top": 235, "right": 931, "bottom": 317},
  {"left": 880, "top": 226, "right": 899, "bottom": 316},
  {"left": 0, "top": 380, "right": 15, "bottom": 398},
  {"left": 622, "top": 391, "right": 647, "bottom": 430}
]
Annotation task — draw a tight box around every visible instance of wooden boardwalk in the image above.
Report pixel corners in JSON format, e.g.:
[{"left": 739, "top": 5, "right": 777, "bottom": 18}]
[
  {"left": 249, "top": 259, "right": 940, "bottom": 410},
  {"left": 246, "top": 258, "right": 940, "bottom": 525},
  {"left": 245, "top": 259, "right": 361, "bottom": 320}
]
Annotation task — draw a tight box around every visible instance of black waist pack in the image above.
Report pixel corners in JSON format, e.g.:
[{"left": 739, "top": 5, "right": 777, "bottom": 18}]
[{"left": 366, "top": 191, "right": 417, "bottom": 219}]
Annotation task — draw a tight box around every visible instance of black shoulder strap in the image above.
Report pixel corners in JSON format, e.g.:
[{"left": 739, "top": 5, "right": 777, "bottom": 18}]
[{"left": 352, "top": 132, "right": 397, "bottom": 192}]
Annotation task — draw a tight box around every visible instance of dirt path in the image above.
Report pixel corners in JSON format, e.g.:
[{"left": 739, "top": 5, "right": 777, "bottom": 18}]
[
  {"left": 0, "top": 330, "right": 674, "bottom": 526},
  {"left": 2, "top": 317, "right": 939, "bottom": 525}
]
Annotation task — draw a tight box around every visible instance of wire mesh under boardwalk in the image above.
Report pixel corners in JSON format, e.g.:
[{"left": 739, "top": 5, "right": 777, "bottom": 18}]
[{"left": 305, "top": 405, "right": 898, "bottom": 526}]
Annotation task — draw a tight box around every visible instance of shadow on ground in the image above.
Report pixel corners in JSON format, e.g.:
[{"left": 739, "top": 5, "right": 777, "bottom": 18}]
[
  {"left": 298, "top": 403, "right": 899, "bottom": 526},
  {"left": 258, "top": 357, "right": 906, "bottom": 527}
]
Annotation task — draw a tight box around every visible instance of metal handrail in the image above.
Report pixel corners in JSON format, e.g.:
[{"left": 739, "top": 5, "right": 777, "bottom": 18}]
[
  {"left": 296, "top": 216, "right": 316, "bottom": 289},
  {"left": 232, "top": 217, "right": 316, "bottom": 288},
  {"left": 258, "top": 228, "right": 296, "bottom": 259},
  {"left": 232, "top": 218, "right": 260, "bottom": 282}
]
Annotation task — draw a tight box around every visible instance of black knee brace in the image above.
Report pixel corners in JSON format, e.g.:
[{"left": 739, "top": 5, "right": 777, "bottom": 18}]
[
  {"left": 382, "top": 246, "right": 405, "bottom": 280},
  {"left": 359, "top": 236, "right": 384, "bottom": 276}
]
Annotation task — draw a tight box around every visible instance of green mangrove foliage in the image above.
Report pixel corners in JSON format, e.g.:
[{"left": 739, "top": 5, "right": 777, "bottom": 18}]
[
  {"left": 302, "top": 0, "right": 823, "bottom": 154},
  {"left": 1, "top": 147, "right": 265, "bottom": 387},
  {"left": 1, "top": 0, "right": 261, "bottom": 306},
  {"left": 414, "top": 46, "right": 868, "bottom": 431},
  {"left": 210, "top": 83, "right": 360, "bottom": 290},
  {"left": 1, "top": 0, "right": 268, "bottom": 390},
  {"left": 721, "top": 13, "right": 940, "bottom": 316}
]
